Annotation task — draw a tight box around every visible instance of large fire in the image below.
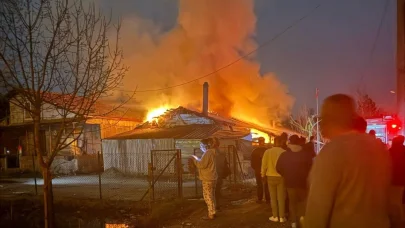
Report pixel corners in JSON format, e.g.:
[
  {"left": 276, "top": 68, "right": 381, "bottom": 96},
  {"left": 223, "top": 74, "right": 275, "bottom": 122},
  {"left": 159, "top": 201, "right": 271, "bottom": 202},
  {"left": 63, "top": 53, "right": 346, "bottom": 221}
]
[
  {"left": 145, "top": 105, "right": 172, "bottom": 122},
  {"left": 251, "top": 128, "right": 270, "bottom": 143}
]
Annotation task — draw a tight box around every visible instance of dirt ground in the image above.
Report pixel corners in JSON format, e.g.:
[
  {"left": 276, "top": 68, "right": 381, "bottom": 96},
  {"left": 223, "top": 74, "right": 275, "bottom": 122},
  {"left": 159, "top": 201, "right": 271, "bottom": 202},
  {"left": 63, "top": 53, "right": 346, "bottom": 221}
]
[
  {"left": 162, "top": 186, "right": 291, "bottom": 228},
  {"left": 0, "top": 182, "right": 294, "bottom": 228},
  {"left": 0, "top": 173, "right": 200, "bottom": 201}
]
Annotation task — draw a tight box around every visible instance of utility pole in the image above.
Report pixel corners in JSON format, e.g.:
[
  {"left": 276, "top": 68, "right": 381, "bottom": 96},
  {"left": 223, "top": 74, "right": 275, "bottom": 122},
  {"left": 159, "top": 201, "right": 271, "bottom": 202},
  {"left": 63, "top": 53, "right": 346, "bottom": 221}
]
[
  {"left": 316, "top": 88, "right": 321, "bottom": 153},
  {"left": 397, "top": 0, "right": 405, "bottom": 135}
]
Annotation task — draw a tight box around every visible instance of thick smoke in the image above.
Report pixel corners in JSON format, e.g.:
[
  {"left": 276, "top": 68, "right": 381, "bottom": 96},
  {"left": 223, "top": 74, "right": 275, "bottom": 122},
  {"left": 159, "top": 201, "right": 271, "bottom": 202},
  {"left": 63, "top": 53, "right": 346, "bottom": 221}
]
[{"left": 115, "top": 0, "right": 294, "bottom": 126}]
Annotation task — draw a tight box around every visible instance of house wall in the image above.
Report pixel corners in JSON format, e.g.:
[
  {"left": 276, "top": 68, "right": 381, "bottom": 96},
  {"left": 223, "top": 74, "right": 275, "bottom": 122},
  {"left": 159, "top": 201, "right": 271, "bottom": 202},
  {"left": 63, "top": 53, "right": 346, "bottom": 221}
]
[
  {"left": 86, "top": 118, "right": 139, "bottom": 139},
  {"left": 9, "top": 96, "right": 25, "bottom": 124},
  {"left": 9, "top": 95, "right": 75, "bottom": 125},
  {"left": 102, "top": 139, "right": 175, "bottom": 175}
]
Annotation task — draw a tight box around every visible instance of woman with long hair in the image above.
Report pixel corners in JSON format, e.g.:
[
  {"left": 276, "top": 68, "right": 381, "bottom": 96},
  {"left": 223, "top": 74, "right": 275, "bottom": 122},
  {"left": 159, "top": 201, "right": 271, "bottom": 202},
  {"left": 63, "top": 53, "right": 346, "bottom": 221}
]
[{"left": 191, "top": 138, "right": 218, "bottom": 220}]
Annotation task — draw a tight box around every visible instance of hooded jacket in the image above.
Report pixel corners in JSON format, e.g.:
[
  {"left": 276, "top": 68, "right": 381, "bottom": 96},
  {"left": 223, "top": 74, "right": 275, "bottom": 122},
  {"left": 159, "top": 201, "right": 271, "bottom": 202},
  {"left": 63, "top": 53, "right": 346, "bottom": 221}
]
[
  {"left": 194, "top": 148, "right": 217, "bottom": 182},
  {"left": 261, "top": 146, "right": 286, "bottom": 177},
  {"left": 276, "top": 144, "right": 312, "bottom": 188}
]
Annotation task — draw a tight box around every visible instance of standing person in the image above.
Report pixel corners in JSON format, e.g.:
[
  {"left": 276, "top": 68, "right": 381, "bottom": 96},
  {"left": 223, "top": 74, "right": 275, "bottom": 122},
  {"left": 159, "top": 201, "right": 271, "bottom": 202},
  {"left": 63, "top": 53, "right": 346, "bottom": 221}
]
[
  {"left": 369, "top": 129, "right": 376, "bottom": 138},
  {"left": 276, "top": 135, "right": 312, "bottom": 228},
  {"left": 280, "top": 132, "right": 289, "bottom": 150},
  {"left": 261, "top": 137, "right": 287, "bottom": 223},
  {"left": 303, "top": 136, "right": 316, "bottom": 158},
  {"left": 251, "top": 137, "right": 270, "bottom": 204},
  {"left": 191, "top": 138, "right": 218, "bottom": 220},
  {"left": 214, "top": 138, "right": 230, "bottom": 211},
  {"left": 304, "top": 94, "right": 392, "bottom": 228},
  {"left": 388, "top": 135, "right": 405, "bottom": 227},
  {"left": 354, "top": 116, "right": 367, "bottom": 133}
]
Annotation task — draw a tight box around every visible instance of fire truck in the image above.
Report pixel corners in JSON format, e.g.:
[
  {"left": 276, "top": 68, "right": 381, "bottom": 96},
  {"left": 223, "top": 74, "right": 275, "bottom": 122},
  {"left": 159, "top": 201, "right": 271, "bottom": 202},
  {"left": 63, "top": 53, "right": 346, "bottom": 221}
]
[{"left": 366, "top": 116, "right": 402, "bottom": 145}]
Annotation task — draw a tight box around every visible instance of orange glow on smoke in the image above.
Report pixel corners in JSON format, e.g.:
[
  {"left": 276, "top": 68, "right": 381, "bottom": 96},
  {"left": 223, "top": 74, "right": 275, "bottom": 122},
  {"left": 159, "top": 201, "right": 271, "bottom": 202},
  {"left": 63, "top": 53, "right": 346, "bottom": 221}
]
[{"left": 112, "top": 0, "right": 294, "bottom": 127}]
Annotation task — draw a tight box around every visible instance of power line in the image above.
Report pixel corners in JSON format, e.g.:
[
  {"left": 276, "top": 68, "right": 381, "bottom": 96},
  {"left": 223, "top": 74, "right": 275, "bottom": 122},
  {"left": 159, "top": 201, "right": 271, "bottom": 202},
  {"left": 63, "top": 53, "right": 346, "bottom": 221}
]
[
  {"left": 117, "top": 4, "right": 322, "bottom": 94},
  {"left": 359, "top": 0, "right": 390, "bottom": 84}
]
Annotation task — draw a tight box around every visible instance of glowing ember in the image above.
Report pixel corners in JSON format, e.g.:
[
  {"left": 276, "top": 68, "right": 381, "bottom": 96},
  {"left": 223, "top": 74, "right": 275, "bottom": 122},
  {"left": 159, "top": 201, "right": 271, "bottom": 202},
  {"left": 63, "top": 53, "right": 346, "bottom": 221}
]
[
  {"left": 251, "top": 128, "right": 270, "bottom": 143},
  {"left": 105, "top": 224, "right": 129, "bottom": 228},
  {"left": 145, "top": 105, "right": 171, "bottom": 122}
]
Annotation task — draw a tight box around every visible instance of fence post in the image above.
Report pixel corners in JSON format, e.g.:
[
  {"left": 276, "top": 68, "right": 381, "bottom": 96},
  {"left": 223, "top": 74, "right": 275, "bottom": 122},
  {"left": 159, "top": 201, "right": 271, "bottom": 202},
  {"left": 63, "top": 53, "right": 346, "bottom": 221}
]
[
  {"left": 177, "top": 149, "right": 183, "bottom": 199},
  {"left": 97, "top": 151, "right": 102, "bottom": 200},
  {"left": 150, "top": 151, "right": 155, "bottom": 201},
  {"left": 193, "top": 149, "right": 198, "bottom": 197},
  {"left": 31, "top": 152, "right": 38, "bottom": 195},
  {"left": 231, "top": 146, "right": 237, "bottom": 183}
]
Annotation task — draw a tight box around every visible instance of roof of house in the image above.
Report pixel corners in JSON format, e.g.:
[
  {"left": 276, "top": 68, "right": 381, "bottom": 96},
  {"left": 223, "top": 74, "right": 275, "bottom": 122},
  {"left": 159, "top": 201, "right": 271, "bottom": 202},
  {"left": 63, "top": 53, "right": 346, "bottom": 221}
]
[
  {"left": 106, "top": 106, "right": 300, "bottom": 140},
  {"left": 7, "top": 90, "right": 142, "bottom": 122},
  {"left": 105, "top": 124, "right": 250, "bottom": 140}
]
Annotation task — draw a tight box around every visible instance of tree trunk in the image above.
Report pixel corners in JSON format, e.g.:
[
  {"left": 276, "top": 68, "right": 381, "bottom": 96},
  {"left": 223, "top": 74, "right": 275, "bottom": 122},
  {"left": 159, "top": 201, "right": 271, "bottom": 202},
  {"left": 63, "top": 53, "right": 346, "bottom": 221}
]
[
  {"left": 43, "top": 167, "right": 55, "bottom": 228},
  {"left": 33, "top": 115, "right": 55, "bottom": 228}
]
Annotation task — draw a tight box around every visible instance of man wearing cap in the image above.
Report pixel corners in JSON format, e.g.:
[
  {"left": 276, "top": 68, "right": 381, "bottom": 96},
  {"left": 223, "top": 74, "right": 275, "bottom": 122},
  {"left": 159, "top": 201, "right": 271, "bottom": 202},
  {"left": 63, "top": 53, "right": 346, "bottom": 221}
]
[
  {"left": 304, "top": 94, "right": 393, "bottom": 228},
  {"left": 251, "top": 137, "right": 270, "bottom": 204}
]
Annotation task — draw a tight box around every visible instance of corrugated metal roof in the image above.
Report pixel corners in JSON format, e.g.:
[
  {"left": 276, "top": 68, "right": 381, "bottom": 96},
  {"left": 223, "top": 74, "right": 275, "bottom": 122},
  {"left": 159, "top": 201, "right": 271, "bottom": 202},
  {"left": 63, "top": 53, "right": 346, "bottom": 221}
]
[{"left": 105, "top": 124, "right": 250, "bottom": 140}]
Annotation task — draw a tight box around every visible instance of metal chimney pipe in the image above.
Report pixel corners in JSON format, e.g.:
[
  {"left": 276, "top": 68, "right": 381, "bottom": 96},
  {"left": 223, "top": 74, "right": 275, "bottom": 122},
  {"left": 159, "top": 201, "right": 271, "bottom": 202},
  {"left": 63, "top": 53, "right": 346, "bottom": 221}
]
[{"left": 203, "top": 82, "right": 209, "bottom": 116}]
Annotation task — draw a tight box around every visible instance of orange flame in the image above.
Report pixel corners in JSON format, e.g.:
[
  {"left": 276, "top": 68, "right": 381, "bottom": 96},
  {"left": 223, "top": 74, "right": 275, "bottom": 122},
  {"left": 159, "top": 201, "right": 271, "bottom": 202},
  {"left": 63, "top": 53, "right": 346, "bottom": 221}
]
[
  {"left": 145, "top": 105, "right": 173, "bottom": 122},
  {"left": 251, "top": 128, "right": 270, "bottom": 143}
]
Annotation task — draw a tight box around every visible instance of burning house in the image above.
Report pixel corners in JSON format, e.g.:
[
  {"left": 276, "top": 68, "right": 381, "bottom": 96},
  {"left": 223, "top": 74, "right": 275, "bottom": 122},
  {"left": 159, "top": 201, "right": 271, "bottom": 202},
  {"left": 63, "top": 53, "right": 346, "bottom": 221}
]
[{"left": 102, "top": 83, "right": 296, "bottom": 175}]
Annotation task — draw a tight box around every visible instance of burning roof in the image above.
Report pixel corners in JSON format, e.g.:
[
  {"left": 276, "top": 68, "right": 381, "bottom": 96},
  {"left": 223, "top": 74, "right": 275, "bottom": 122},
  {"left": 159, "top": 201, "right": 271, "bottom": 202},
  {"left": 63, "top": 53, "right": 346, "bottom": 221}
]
[{"left": 106, "top": 106, "right": 297, "bottom": 140}]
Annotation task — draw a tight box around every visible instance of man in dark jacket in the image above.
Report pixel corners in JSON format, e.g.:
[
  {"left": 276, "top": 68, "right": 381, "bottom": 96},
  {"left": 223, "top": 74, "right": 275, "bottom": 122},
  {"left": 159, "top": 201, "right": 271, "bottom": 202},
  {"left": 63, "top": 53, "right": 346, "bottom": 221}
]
[
  {"left": 388, "top": 135, "right": 405, "bottom": 227},
  {"left": 303, "top": 136, "right": 316, "bottom": 159},
  {"left": 251, "top": 137, "right": 270, "bottom": 204},
  {"left": 277, "top": 135, "right": 312, "bottom": 228}
]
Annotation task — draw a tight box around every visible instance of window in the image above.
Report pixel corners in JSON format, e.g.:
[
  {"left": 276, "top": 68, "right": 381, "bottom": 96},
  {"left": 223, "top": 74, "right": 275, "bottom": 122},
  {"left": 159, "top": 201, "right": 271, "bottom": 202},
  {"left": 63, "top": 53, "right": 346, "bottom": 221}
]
[{"left": 24, "top": 102, "right": 32, "bottom": 120}]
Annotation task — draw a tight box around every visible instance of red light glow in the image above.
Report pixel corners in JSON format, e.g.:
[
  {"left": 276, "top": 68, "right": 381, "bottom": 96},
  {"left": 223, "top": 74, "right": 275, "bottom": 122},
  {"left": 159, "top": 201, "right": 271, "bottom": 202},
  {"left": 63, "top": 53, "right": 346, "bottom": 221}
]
[{"left": 392, "top": 124, "right": 397, "bottom": 128}]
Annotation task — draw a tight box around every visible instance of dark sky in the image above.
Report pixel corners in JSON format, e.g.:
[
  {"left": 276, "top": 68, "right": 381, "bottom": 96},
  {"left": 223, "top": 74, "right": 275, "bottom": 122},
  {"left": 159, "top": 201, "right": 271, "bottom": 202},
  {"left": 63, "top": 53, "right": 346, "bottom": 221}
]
[{"left": 100, "top": 0, "right": 396, "bottom": 113}]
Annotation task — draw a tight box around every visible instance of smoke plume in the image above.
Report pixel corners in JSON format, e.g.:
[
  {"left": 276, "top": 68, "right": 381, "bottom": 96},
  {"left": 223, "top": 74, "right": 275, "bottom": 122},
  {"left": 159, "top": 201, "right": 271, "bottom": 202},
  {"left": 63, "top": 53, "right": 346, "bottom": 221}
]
[{"left": 115, "top": 0, "right": 294, "bottom": 126}]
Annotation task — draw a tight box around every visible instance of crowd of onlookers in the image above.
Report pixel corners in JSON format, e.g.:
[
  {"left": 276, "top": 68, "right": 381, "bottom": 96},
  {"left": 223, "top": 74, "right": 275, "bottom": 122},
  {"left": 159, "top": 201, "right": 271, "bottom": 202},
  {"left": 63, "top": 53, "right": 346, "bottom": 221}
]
[{"left": 190, "top": 93, "right": 405, "bottom": 228}]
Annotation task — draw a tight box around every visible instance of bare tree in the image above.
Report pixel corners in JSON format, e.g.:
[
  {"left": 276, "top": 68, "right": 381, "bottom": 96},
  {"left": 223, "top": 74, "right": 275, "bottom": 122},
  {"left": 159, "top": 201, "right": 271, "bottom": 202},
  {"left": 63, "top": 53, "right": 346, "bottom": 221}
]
[
  {"left": 288, "top": 105, "right": 319, "bottom": 138},
  {"left": 355, "top": 90, "right": 384, "bottom": 118},
  {"left": 0, "top": 0, "right": 130, "bottom": 227}
]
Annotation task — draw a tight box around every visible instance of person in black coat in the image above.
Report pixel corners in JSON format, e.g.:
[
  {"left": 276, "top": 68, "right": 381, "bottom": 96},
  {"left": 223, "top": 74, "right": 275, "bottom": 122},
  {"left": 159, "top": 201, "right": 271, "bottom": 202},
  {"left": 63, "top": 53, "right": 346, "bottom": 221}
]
[
  {"left": 251, "top": 137, "right": 270, "bottom": 204},
  {"left": 277, "top": 135, "right": 313, "bottom": 227},
  {"left": 388, "top": 135, "right": 405, "bottom": 227}
]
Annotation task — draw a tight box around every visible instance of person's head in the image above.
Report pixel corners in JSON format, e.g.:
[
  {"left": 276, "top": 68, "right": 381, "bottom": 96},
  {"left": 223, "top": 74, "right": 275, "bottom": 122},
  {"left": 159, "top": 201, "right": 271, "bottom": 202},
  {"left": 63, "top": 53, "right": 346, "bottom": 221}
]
[
  {"left": 369, "top": 130, "right": 376, "bottom": 138},
  {"left": 289, "top": 135, "right": 300, "bottom": 145},
  {"left": 320, "top": 94, "right": 357, "bottom": 139},
  {"left": 392, "top": 135, "right": 405, "bottom": 146},
  {"left": 258, "top": 137, "right": 265, "bottom": 146},
  {"left": 200, "top": 138, "right": 215, "bottom": 152},
  {"left": 279, "top": 135, "right": 287, "bottom": 147},
  {"left": 212, "top": 137, "right": 220, "bottom": 148},
  {"left": 273, "top": 136, "right": 281, "bottom": 147},
  {"left": 353, "top": 116, "right": 367, "bottom": 133},
  {"left": 280, "top": 132, "right": 288, "bottom": 141},
  {"left": 299, "top": 136, "right": 306, "bottom": 145},
  {"left": 309, "top": 136, "right": 315, "bottom": 142}
]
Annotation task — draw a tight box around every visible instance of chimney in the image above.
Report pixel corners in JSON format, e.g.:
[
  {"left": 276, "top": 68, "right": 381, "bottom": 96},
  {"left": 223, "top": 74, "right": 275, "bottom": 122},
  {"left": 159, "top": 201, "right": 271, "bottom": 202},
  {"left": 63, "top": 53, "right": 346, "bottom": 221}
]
[{"left": 202, "top": 82, "right": 209, "bottom": 116}]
